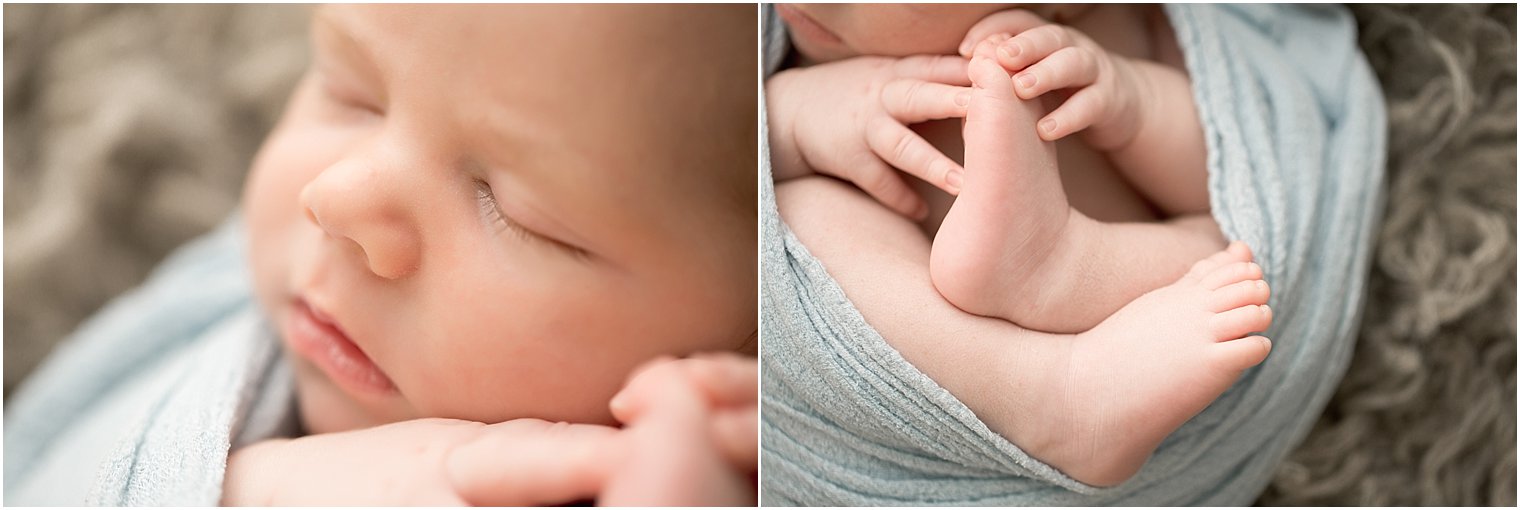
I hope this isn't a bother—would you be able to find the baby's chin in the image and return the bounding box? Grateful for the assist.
[288,354,410,434]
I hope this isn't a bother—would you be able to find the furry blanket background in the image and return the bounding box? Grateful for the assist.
[3,4,1513,505]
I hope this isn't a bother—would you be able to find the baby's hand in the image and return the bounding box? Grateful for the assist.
[767,55,972,218]
[222,417,617,506]
[958,10,1144,151]
[602,353,757,506]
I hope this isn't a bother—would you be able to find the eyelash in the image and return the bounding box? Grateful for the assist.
[473,180,589,260]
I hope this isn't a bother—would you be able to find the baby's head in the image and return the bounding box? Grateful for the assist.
[243,5,756,434]
[777,3,1086,64]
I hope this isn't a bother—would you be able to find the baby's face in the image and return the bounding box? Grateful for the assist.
[245,5,755,434]
[778,3,1023,64]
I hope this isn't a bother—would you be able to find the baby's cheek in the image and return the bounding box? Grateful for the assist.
[403,280,628,423]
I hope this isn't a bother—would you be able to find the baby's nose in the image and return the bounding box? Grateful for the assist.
[300,161,422,280]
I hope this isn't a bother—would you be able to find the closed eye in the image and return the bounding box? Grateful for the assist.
[317,72,384,117]
[473,180,590,260]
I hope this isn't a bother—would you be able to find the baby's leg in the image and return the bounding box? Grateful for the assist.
[777,177,1272,487]
[930,52,1224,334]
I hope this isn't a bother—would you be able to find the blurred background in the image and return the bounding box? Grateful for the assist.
[4,4,307,389]
[3,3,1515,506]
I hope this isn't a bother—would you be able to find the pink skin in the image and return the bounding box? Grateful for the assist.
[244,5,755,438]
[930,41,1223,334]
[774,4,1270,486]
[231,4,759,505]
[777,175,1272,487]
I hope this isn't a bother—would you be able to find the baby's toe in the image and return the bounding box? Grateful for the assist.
[1183,242,1253,283]
[968,56,1016,100]
[984,33,1013,46]
[1209,304,1272,340]
[1227,241,1254,262]
[1210,335,1272,371]
[1200,261,1263,290]
[1210,279,1271,312]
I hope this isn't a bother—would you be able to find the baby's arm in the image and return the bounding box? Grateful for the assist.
[960,10,1210,215]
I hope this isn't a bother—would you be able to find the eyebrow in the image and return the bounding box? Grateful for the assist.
[311,11,385,86]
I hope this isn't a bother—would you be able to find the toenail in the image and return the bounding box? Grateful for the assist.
[955,90,970,106]
[1016,73,1036,89]
[1255,280,1265,291]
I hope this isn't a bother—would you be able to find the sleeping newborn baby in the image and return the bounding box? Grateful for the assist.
[7,5,757,505]
[768,3,1274,486]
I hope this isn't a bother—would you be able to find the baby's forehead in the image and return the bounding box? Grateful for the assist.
[458,6,753,200]
[314,4,754,220]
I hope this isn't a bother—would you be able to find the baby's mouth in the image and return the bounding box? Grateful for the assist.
[285,297,398,396]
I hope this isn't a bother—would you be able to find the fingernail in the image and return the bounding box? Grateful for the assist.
[999,42,1020,60]
[946,169,964,192]
[1016,72,1036,89]
[1038,118,1057,135]
[954,91,970,107]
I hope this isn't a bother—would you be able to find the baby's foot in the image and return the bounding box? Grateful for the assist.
[929,43,1078,327]
[987,242,1274,486]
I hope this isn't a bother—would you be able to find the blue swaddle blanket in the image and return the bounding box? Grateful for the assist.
[4,217,298,505]
[760,4,1386,506]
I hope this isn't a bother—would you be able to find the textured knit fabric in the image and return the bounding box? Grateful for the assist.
[4,217,298,505]
[760,4,1387,505]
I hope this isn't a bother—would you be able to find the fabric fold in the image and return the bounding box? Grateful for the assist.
[760,4,1386,505]
[5,217,298,506]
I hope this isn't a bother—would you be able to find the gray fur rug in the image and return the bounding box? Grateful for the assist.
[2,4,1514,506]
[1258,5,1516,506]
[3,4,308,391]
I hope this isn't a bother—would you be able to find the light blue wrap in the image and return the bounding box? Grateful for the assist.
[760,4,1387,505]
[4,218,298,505]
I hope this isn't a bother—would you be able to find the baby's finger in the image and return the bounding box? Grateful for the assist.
[996,24,1076,74]
[600,370,753,506]
[711,405,759,469]
[866,117,964,196]
[610,356,685,424]
[1038,85,1108,141]
[683,353,758,409]
[840,149,929,219]
[957,9,1047,57]
[612,354,756,424]
[1011,46,1100,100]
[881,79,972,124]
[446,419,619,506]
[890,54,972,85]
